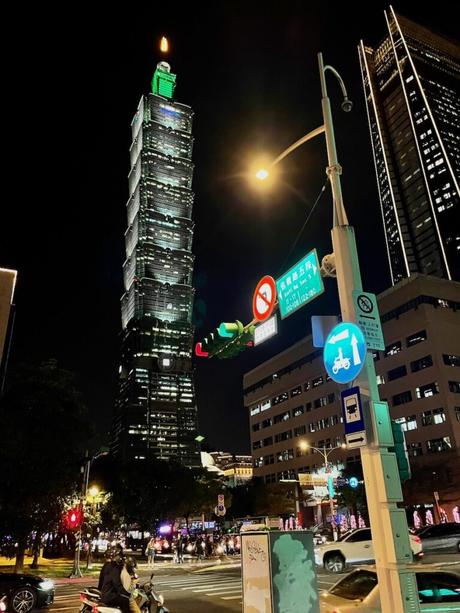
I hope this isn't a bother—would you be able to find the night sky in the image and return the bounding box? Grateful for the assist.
[3,2,458,453]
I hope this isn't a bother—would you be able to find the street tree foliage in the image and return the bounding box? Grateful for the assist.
[335,462,368,521]
[0,360,91,571]
[228,478,295,518]
[106,458,224,531]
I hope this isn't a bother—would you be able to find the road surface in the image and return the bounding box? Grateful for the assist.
[49,555,460,613]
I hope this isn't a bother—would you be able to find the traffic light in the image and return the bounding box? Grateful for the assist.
[65,507,83,530]
[196,321,254,359]
[390,420,411,482]
[216,324,255,359]
[218,321,243,339]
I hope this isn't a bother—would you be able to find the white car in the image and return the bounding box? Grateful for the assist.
[320,566,460,612]
[315,528,423,573]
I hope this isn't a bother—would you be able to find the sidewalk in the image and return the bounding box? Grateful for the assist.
[137,554,241,573]
[0,555,102,579]
[0,554,241,581]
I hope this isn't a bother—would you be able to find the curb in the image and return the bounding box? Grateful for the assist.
[54,577,97,585]
[193,562,241,573]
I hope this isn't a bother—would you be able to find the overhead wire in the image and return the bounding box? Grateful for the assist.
[277,178,330,277]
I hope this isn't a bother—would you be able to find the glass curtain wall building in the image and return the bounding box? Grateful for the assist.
[111,61,200,467]
[358,7,460,285]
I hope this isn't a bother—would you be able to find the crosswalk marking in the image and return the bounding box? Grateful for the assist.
[156,573,242,602]
[193,584,240,592]
[190,586,241,593]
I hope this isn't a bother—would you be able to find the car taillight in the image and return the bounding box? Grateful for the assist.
[0,603,6,612]
[413,536,421,544]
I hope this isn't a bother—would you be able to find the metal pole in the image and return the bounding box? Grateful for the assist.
[318,52,420,613]
[294,483,300,516]
[69,455,90,578]
[323,448,338,541]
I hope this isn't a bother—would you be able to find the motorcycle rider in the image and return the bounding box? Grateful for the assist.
[98,545,123,590]
[99,546,130,613]
[121,556,141,613]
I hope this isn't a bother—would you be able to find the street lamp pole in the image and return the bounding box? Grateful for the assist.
[255,53,419,613]
[69,454,89,578]
[69,449,108,578]
[319,52,419,613]
[305,443,343,540]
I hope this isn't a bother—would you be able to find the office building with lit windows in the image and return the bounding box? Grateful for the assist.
[111,61,200,466]
[358,8,460,284]
[245,275,460,519]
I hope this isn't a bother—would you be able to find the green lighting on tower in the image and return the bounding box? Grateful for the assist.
[152,61,177,99]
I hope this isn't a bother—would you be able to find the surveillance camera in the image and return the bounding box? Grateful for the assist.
[321,253,336,278]
[341,98,353,113]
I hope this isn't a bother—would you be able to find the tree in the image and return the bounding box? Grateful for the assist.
[335,463,368,523]
[108,459,225,532]
[170,466,225,532]
[0,361,91,571]
[228,479,295,519]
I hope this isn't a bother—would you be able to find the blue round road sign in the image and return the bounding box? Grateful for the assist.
[349,477,359,489]
[323,322,366,384]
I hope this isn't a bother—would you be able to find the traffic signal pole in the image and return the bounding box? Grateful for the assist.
[319,53,420,613]
[69,455,89,578]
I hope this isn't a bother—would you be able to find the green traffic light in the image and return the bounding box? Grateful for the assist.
[218,323,235,338]
[218,321,244,338]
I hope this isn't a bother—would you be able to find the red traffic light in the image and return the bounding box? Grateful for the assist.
[195,342,208,357]
[66,507,83,530]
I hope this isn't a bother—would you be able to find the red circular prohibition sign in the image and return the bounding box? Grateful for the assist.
[252,275,277,322]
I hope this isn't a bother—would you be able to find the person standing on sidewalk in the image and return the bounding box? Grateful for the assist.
[145,537,156,568]
[175,536,184,564]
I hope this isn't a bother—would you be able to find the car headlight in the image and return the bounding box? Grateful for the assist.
[39,580,54,591]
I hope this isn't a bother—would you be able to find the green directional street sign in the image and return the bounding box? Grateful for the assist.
[276,249,324,319]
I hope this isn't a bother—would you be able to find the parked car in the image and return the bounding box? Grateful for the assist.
[416,522,460,553]
[320,566,460,612]
[0,573,54,613]
[314,527,423,573]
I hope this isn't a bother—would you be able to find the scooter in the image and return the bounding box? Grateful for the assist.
[79,587,102,613]
[79,575,168,613]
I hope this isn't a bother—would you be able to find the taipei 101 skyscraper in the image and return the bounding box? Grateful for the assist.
[111,39,200,467]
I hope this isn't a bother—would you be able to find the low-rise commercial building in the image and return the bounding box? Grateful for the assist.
[244,274,460,521]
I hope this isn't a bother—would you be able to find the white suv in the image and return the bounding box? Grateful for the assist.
[315,528,423,573]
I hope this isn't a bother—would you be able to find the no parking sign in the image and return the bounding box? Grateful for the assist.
[252,275,277,322]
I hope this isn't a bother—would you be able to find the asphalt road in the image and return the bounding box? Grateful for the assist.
[49,555,460,613]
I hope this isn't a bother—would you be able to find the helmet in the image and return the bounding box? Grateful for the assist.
[125,556,137,575]
[106,544,124,564]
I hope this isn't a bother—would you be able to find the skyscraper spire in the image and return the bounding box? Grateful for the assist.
[152,36,176,99]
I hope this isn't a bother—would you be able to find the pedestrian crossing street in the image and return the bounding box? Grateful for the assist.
[156,572,243,602]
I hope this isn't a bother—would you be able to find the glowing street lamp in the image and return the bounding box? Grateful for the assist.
[88,485,99,499]
[255,168,269,181]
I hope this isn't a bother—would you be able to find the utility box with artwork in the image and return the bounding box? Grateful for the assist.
[241,530,319,613]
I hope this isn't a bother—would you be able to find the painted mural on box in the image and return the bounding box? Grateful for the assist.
[271,532,319,613]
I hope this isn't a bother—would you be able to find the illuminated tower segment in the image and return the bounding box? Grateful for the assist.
[112,59,199,466]
[359,8,460,284]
